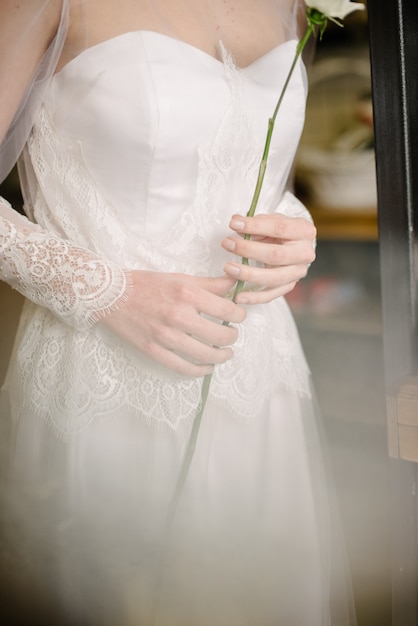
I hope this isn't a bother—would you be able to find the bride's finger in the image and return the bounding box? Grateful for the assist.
[223,260,309,288]
[234,282,298,305]
[222,235,315,267]
[153,326,235,365]
[177,314,239,348]
[145,342,216,377]
[229,213,316,241]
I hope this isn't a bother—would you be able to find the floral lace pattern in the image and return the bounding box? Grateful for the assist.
[0,199,129,330]
[2,42,311,438]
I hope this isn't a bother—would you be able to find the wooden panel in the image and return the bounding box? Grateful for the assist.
[399,426,418,464]
[388,376,418,461]
[398,377,418,427]
[308,206,378,241]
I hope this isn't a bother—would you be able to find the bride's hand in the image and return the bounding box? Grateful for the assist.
[221,213,316,304]
[100,271,246,376]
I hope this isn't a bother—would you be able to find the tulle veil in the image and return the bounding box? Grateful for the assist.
[0,2,356,625]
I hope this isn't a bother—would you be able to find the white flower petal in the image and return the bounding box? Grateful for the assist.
[305,0,365,19]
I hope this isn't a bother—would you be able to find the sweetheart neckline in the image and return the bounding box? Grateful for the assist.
[54,30,298,79]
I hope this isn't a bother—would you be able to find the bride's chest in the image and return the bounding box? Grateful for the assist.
[36,31,305,239]
[47,31,304,158]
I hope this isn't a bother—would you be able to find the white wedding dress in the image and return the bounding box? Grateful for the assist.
[0,31,353,626]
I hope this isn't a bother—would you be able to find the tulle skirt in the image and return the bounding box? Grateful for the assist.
[0,378,355,625]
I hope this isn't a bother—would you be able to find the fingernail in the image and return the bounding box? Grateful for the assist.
[222,238,237,252]
[236,295,248,304]
[230,218,245,231]
[224,262,240,276]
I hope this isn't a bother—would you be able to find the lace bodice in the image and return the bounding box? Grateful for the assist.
[1,32,311,436]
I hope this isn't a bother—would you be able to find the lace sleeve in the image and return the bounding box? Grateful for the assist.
[0,197,130,330]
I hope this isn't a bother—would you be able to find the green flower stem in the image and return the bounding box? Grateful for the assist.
[167,17,319,526]
[230,21,315,305]
[166,372,213,522]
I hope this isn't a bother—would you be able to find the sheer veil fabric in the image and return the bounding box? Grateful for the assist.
[0,0,301,180]
[0,0,67,182]
[0,1,356,624]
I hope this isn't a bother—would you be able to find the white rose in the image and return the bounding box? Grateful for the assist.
[305,0,365,19]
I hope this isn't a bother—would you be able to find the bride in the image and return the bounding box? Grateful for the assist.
[0,1,354,624]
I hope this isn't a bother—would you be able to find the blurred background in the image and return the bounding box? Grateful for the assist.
[291,6,391,626]
[0,5,392,625]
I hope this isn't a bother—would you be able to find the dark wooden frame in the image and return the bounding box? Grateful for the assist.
[368,0,418,623]
[368,0,418,383]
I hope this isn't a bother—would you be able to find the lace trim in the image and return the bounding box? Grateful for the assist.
[3,53,311,437]
[4,299,310,438]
